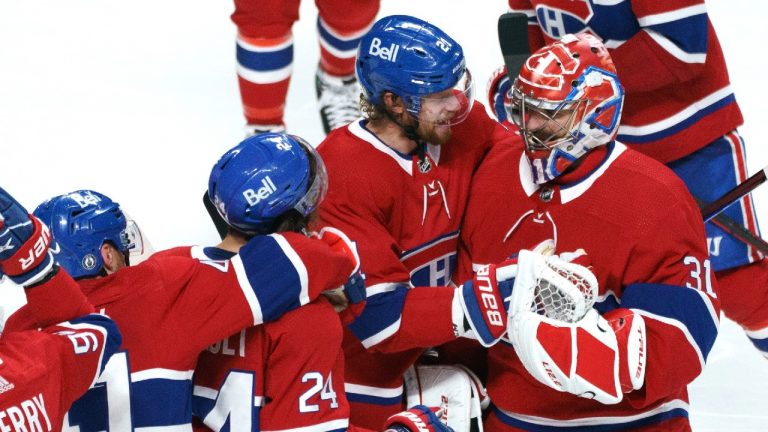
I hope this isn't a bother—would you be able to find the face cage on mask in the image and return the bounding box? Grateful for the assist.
[509,88,587,153]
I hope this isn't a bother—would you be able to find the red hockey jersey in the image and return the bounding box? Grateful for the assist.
[0,270,121,432]
[508,0,743,163]
[317,101,515,426]
[457,141,720,431]
[14,233,354,432]
[163,245,353,432]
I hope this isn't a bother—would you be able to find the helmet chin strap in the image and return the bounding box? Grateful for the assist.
[383,106,427,163]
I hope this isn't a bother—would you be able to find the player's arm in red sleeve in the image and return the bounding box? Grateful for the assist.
[18,267,94,329]
[609,0,709,92]
[510,186,719,406]
[618,193,720,407]
[318,186,459,353]
[0,313,121,429]
[151,233,356,353]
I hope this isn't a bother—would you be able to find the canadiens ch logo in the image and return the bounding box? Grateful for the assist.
[534,0,594,39]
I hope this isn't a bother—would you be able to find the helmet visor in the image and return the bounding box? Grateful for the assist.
[292,139,329,217]
[120,212,154,265]
[416,68,475,127]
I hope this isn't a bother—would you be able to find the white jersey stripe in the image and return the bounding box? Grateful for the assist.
[272,234,310,306]
[132,368,194,382]
[345,382,404,398]
[637,5,707,27]
[263,418,349,432]
[618,86,733,136]
[361,318,401,349]
[232,254,265,325]
[237,63,293,85]
[497,398,689,427]
[645,30,706,63]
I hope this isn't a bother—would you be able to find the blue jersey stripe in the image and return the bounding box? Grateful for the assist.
[238,236,303,322]
[132,378,194,428]
[236,43,293,72]
[621,283,718,358]
[646,15,708,55]
[618,94,736,144]
[491,403,688,431]
[68,314,122,374]
[316,18,364,52]
[348,285,408,342]
[345,391,403,406]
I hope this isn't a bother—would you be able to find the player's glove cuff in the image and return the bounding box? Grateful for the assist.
[385,405,453,432]
[0,216,56,287]
[457,259,517,346]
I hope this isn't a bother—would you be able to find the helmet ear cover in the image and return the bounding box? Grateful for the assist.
[510,33,624,184]
[207,132,327,235]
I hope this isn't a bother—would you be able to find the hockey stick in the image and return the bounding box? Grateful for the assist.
[498,12,530,82]
[701,166,767,222]
[203,191,228,240]
[695,198,768,254]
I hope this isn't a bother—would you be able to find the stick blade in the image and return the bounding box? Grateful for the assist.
[498,12,531,81]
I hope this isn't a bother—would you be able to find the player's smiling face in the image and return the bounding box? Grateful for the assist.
[415,89,461,144]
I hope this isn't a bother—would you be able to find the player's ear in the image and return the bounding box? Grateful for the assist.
[100,243,126,274]
[383,92,405,115]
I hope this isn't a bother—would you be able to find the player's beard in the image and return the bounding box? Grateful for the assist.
[417,120,453,145]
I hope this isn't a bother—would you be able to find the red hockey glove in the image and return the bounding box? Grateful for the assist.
[313,227,366,304]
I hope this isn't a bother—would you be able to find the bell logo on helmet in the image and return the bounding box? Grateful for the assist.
[368,37,399,62]
[70,191,102,209]
[243,176,278,206]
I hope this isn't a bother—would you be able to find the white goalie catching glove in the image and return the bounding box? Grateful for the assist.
[510,305,647,405]
[456,242,598,346]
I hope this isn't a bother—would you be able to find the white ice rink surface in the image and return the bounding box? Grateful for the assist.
[0,1,767,430]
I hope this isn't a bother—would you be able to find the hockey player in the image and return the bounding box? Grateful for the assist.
[0,186,122,431]
[232,0,379,135]
[158,132,363,431]
[462,33,720,430]
[163,132,455,432]
[316,14,522,428]
[490,0,768,356]
[5,184,358,431]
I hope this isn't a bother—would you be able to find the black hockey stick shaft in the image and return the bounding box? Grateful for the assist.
[203,191,228,240]
[498,12,530,82]
[701,166,767,222]
[695,198,768,254]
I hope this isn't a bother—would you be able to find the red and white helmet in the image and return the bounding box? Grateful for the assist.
[509,33,624,184]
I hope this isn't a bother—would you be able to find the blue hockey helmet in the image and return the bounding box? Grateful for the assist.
[356,15,475,125]
[207,132,328,234]
[33,190,139,278]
